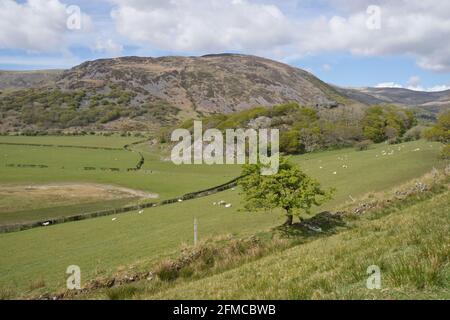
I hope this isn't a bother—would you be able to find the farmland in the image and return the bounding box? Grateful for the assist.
[0,135,240,225]
[0,137,445,297]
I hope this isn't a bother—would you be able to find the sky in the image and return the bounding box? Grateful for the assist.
[1,0,450,91]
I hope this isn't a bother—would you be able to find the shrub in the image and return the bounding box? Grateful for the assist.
[404,126,426,141]
[355,140,373,151]
[388,137,402,145]
[441,145,450,159]
[106,285,138,300]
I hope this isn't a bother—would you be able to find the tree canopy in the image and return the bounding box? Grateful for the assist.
[239,156,334,225]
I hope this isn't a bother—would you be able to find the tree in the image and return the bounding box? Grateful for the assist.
[424,111,450,159]
[280,130,305,154]
[424,110,450,144]
[238,157,334,226]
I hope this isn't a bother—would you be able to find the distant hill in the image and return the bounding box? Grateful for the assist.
[0,70,62,90]
[336,86,450,119]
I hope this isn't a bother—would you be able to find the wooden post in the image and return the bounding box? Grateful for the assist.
[194,218,198,246]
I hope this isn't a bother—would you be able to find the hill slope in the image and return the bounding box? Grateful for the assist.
[0,54,352,132]
[57,54,350,114]
[0,70,62,90]
[337,86,450,119]
[145,188,449,300]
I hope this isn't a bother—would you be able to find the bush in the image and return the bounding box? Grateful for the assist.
[404,126,426,142]
[355,140,373,151]
[441,145,450,159]
[388,137,402,145]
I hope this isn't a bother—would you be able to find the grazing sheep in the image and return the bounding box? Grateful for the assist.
[178,199,183,202]
[138,210,144,214]
[42,222,50,226]
[225,204,232,208]
[112,218,117,221]
[333,172,337,175]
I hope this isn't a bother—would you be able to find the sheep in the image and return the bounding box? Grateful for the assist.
[225,204,232,208]
[112,218,117,221]
[178,199,183,202]
[333,172,337,175]
[42,222,50,226]
[138,210,144,214]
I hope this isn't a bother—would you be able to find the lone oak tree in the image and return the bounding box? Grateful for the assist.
[239,157,334,226]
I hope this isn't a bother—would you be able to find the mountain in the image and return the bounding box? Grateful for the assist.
[0,70,62,90]
[56,54,350,114]
[0,54,448,132]
[337,86,450,119]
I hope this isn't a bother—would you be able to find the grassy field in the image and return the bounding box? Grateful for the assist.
[0,135,143,148]
[0,136,240,224]
[141,189,449,300]
[0,139,445,296]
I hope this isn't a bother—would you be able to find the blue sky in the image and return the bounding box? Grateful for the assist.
[1,0,450,91]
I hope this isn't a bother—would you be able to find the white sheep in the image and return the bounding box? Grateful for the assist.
[112,218,117,221]
[42,222,50,226]
[225,204,232,208]
[138,210,144,214]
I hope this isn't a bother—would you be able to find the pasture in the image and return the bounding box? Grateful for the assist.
[0,138,445,296]
[0,135,240,225]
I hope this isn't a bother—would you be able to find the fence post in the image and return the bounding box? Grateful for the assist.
[194,218,198,246]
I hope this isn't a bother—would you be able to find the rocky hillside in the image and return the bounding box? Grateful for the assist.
[56,54,349,113]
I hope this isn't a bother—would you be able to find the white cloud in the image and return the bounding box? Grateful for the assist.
[111,0,294,53]
[0,0,91,53]
[375,82,403,89]
[110,0,450,72]
[322,64,332,71]
[376,76,450,92]
[93,38,123,57]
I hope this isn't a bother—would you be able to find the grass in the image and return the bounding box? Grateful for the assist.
[0,136,240,224]
[138,189,450,299]
[0,135,143,149]
[0,139,445,297]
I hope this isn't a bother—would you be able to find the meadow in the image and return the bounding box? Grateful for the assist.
[142,188,450,300]
[0,138,445,297]
[0,135,240,224]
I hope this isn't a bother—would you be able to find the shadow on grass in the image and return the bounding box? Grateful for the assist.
[275,211,348,240]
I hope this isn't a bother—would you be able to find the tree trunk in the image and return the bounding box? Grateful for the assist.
[283,214,293,226]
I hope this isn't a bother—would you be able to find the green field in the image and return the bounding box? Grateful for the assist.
[0,135,143,149]
[0,136,240,224]
[0,139,445,296]
[144,189,450,300]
